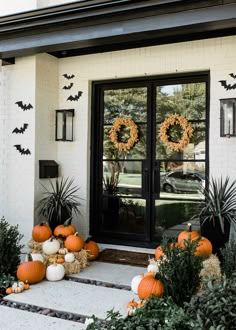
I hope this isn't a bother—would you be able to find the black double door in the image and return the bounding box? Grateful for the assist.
[90,73,208,247]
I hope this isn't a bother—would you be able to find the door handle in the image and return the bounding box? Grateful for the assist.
[142,163,149,198]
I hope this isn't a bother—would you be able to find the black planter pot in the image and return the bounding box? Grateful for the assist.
[200,219,230,258]
[49,207,72,232]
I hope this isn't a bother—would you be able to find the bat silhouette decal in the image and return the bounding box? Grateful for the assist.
[14,144,31,155]
[63,74,75,80]
[229,73,236,79]
[219,80,236,91]
[67,91,83,101]
[12,123,29,134]
[15,101,33,111]
[63,83,74,90]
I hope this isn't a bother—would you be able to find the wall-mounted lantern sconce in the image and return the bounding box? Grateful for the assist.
[220,98,236,138]
[55,109,74,141]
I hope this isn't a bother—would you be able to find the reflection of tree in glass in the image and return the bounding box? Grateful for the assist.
[156,83,206,164]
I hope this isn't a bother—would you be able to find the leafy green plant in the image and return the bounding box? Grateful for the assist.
[103,174,119,195]
[158,238,203,306]
[185,274,236,329]
[0,274,15,294]
[86,296,198,330]
[0,217,24,278]
[197,176,236,234]
[36,177,81,230]
[220,240,236,278]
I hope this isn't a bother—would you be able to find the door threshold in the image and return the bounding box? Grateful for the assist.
[99,243,154,255]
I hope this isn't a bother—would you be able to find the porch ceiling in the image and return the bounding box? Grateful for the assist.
[0,0,236,60]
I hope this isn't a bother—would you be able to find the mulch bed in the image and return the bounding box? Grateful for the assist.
[97,249,154,267]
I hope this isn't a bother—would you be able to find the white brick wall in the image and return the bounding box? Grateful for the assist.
[1,35,236,244]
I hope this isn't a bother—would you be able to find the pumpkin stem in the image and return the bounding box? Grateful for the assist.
[74,232,79,236]
[187,223,192,232]
[27,253,33,262]
[39,222,47,226]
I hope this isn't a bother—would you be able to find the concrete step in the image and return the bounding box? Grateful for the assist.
[0,305,84,330]
[3,262,146,329]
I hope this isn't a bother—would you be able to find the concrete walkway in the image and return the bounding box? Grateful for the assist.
[1,247,150,330]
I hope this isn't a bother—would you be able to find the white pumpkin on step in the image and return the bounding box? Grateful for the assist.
[131,274,144,294]
[42,238,60,255]
[46,263,65,281]
[64,253,75,263]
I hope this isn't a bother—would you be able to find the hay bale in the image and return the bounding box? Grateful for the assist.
[63,260,81,275]
[200,254,221,280]
[74,249,89,269]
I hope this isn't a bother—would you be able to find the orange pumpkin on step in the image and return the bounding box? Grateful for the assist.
[154,246,164,260]
[194,237,212,258]
[138,275,164,300]
[84,238,99,260]
[177,223,199,244]
[32,222,52,242]
[65,232,84,252]
[17,254,46,284]
[54,219,76,238]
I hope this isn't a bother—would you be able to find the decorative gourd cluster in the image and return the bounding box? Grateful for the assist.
[6,221,100,293]
[128,223,218,315]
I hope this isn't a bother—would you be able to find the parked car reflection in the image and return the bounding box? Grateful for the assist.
[160,170,205,194]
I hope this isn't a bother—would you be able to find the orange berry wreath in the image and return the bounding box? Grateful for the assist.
[109,117,139,152]
[159,114,193,152]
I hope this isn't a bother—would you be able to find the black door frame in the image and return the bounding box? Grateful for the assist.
[90,71,210,248]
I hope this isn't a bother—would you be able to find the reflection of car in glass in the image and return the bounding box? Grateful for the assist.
[161,170,205,193]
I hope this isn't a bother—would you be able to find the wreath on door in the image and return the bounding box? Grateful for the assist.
[109,117,139,152]
[159,114,193,152]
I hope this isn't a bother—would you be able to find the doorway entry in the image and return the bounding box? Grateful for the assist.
[90,73,209,247]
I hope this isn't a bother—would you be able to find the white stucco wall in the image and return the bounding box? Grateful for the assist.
[0,1,37,16]
[1,35,236,245]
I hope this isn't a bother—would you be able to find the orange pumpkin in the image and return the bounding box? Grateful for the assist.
[84,238,99,260]
[64,232,85,252]
[24,281,30,290]
[177,223,199,244]
[32,223,52,242]
[56,257,65,264]
[138,275,164,300]
[194,237,212,258]
[54,219,76,238]
[154,246,164,260]
[17,254,46,284]
[5,287,12,294]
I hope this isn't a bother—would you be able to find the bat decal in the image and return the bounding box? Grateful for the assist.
[15,101,33,111]
[63,74,75,80]
[67,91,83,101]
[229,73,236,79]
[14,144,31,155]
[63,83,74,90]
[12,123,29,134]
[219,80,236,91]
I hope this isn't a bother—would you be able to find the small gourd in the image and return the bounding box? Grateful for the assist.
[42,237,60,255]
[5,287,12,295]
[46,263,65,281]
[56,257,65,264]
[58,248,68,255]
[64,253,75,263]
[11,282,24,293]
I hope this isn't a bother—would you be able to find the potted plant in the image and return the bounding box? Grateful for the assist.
[102,173,120,228]
[36,177,81,231]
[194,176,236,255]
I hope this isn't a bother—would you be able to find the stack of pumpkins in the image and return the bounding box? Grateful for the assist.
[16,222,99,286]
[129,224,214,312]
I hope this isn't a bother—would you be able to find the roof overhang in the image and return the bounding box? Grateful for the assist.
[1,0,236,60]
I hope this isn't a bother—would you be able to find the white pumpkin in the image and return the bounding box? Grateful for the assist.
[131,274,144,294]
[46,263,65,281]
[12,281,24,290]
[25,253,44,263]
[147,263,159,273]
[42,238,60,255]
[64,253,75,263]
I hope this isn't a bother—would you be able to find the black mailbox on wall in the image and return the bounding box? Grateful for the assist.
[39,160,59,179]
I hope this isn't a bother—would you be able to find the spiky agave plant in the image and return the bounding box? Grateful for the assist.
[36,177,81,230]
[198,176,236,233]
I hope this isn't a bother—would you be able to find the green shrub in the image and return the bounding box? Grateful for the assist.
[220,240,236,278]
[158,238,203,306]
[0,217,24,278]
[0,274,15,295]
[185,274,236,330]
[86,296,198,330]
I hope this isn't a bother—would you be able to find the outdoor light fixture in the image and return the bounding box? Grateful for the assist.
[220,98,236,138]
[55,109,74,141]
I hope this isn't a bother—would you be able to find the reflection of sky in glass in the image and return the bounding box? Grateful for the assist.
[161,85,182,96]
